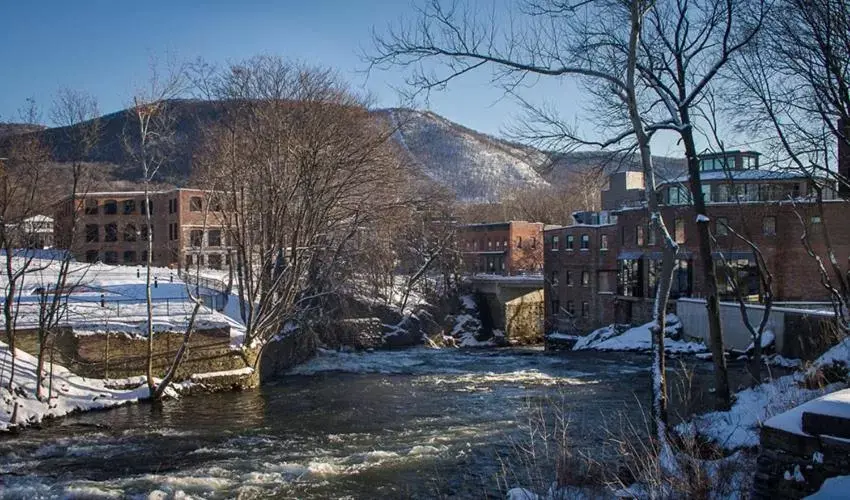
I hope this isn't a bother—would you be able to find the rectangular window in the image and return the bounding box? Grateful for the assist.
[123,250,137,264]
[84,199,98,215]
[617,258,644,297]
[701,184,711,204]
[581,271,590,287]
[762,216,776,236]
[811,216,822,224]
[551,235,560,251]
[580,234,589,250]
[581,301,589,318]
[140,199,153,216]
[190,230,203,247]
[104,200,117,215]
[208,254,223,270]
[208,229,222,247]
[716,217,729,236]
[85,224,99,243]
[636,225,644,246]
[551,299,560,316]
[566,271,573,286]
[123,199,136,215]
[717,258,759,299]
[566,301,575,315]
[674,218,685,244]
[550,271,559,287]
[104,223,117,242]
[103,251,117,264]
[185,254,193,268]
[566,235,574,250]
[600,234,608,251]
[190,196,203,212]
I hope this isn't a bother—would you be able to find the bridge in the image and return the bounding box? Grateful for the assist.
[467,274,544,343]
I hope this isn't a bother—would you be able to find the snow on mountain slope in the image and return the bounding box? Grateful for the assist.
[383,109,549,202]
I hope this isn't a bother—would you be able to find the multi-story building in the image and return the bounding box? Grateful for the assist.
[545,150,850,334]
[54,188,234,270]
[5,215,54,249]
[459,221,545,275]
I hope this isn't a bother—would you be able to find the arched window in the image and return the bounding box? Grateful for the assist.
[103,200,118,215]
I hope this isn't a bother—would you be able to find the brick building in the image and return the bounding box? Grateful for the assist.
[459,221,545,275]
[54,188,234,270]
[545,150,850,334]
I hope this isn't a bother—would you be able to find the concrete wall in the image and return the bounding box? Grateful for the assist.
[677,298,835,358]
[505,290,544,344]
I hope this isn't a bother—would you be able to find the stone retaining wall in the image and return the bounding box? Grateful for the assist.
[752,425,850,498]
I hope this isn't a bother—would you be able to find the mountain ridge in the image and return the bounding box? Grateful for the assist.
[1,100,685,201]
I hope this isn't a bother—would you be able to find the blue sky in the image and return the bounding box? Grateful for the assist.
[0,0,695,156]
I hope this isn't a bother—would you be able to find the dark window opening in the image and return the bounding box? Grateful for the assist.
[123,199,136,215]
[208,229,222,247]
[85,224,99,243]
[103,200,118,215]
[123,250,137,264]
[84,199,98,215]
[208,254,223,270]
[104,223,118,242]
[123,224,137,242]
[190,230,203,247]
[189,197,203,212]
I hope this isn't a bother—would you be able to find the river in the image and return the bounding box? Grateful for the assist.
[1,348,663,499]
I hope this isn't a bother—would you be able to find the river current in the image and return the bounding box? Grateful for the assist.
[0,348,653,499]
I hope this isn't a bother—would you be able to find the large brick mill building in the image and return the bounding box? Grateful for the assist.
[459,221,545,275]
[544,150,850,334]
[54,188,234,270]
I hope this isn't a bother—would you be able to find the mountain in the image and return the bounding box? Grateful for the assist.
[377,108,550,201]
[1,100,684,201]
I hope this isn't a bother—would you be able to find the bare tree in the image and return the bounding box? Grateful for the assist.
[0,100,52,392]
[371,0,681,448]
[28,89,104,400]
[191,56,411,363]
[728,0,850,335]
[122,61,196,397]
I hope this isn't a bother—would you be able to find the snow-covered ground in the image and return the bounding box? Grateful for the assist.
[676,374,845,450]
[0,257,253,431]
[0,256,245,338]
[0,341,150,431]
[678,335,850,451]
[572,315,707,354]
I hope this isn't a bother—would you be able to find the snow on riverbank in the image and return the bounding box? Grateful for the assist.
[676,374,844,450]
[572,315,706,354]
[677,338,850,450]
[0,341,148,432]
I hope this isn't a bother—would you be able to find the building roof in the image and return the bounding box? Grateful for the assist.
[659,169,814,185]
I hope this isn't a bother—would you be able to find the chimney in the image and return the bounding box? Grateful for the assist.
[839,117,850,197]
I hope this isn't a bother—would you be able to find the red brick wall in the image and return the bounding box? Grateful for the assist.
[543,200,850,334]
[459,221,543,275]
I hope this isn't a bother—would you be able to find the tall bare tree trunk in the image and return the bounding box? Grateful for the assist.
[680,119,731,409]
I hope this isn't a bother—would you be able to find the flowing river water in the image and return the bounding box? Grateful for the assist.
[1,348,676,499]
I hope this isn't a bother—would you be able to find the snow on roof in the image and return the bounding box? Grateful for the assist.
[659,169,816,185]
[764,388,850,437]
[23,215,53,223]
